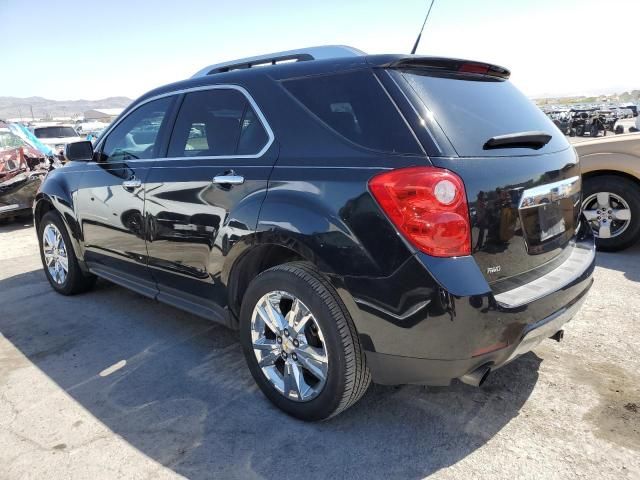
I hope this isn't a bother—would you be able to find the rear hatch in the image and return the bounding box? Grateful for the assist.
[386,60,581,289]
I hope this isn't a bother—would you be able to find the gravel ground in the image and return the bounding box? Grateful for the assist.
[0,219,638,480]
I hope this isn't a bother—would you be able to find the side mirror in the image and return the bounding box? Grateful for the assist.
[64,141,94,162]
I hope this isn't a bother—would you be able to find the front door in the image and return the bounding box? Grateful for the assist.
[76,96,175,297]
[144,87,275,322]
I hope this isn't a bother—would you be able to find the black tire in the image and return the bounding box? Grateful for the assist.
[38,210,96,295]
[589,124,599,137]
[583,176,640,251]
[569,128,576,137]
[240,262,370,421]
[576,125,585,136]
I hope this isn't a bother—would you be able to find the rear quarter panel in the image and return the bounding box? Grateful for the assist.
[575,134,640,180]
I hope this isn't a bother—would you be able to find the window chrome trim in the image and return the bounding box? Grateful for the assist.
[96,84,275,160]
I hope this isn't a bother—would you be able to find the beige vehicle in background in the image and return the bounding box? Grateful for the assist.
[576,133,640,251]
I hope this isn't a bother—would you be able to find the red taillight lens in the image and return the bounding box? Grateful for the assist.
[369,166,471,257]
[458,62,490,75]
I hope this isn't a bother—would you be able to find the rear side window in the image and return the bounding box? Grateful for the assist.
[283,70,421,154]
[168,89,269,157]
[398,70,570,157]
[34,126,78,139]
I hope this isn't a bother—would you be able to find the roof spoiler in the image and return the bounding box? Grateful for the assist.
[383,57,511,79]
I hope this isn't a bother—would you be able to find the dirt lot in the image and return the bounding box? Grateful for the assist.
[1,219,639,480]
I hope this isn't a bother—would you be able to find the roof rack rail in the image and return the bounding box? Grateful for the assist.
[191,45,366,78]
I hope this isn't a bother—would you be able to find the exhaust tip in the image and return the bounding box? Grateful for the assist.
[550,330,564,343]
[459,365,491,388]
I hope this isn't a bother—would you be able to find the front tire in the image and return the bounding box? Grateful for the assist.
[38,211,96,295]
[239,262,370,421]
[582,176,640,251]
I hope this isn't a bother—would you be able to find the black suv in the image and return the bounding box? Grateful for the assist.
[35,46,595,421]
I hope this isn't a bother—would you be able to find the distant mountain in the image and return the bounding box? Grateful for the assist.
[0,96,133,120]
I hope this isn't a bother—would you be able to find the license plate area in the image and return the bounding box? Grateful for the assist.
[539,202,566,241]
[518,176,581,254]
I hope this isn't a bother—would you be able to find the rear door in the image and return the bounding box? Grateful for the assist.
[386,66,581,289]
[76,96,175,296]
[144,86,275,322]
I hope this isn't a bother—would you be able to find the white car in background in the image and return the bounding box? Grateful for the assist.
[32,125,84,159]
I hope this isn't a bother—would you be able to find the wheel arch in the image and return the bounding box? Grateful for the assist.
[582,169,640,189]
[223,233,364,333]
[33,190,85,267]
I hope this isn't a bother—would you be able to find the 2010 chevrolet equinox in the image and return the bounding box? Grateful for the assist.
[35,46,595,420]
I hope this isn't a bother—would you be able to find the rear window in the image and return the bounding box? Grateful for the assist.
[34,126,78,139]
[283,70,421,154]
[398,71,570,157]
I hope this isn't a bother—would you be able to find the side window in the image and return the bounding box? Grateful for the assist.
[282,70,421,154]
[100,97,173,161]
[168,89,269,158]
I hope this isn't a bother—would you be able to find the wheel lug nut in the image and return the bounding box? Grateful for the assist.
[292,353,298,361]
[293,339,299,347]
[277,337,282,344]
[284,329,289,337]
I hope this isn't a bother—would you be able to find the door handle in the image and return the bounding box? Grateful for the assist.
[212,174,244,185]
[122,178,142,190]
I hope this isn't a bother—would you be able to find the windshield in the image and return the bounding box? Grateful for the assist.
[0,131,26,150]
[34,126,78,139]
[397,70,570,157]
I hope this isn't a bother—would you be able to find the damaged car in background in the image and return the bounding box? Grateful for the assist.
[0,124,51,220]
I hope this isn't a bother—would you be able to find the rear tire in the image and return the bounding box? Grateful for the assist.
[239,262,370,421]
[38,211,96,295]
[582,176,640,251]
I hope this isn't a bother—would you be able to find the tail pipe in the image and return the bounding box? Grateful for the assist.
[550,330,564,342]
[459,365,491,387]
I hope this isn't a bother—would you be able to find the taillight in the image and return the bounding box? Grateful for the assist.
[458,62,490,75]
[368,166,471,257]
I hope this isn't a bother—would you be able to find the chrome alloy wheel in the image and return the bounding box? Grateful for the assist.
[42,224,69,285]
[250,291,329,402]
[582,192,632,239]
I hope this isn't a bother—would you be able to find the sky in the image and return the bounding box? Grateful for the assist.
[1,0,638,100]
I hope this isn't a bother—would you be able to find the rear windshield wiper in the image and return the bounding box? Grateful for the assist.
[483,131,552,150]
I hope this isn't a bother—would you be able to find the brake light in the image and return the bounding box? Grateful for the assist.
[458,62,490,75]
[369,166,471,257]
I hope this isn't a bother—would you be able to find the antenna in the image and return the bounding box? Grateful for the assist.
[410,0,436,55]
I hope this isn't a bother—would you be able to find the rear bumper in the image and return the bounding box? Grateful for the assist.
[341,237,595,386]
[365,286,590,385]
